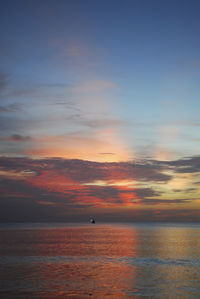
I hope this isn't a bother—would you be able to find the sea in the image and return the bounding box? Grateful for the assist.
[0,222,200,298]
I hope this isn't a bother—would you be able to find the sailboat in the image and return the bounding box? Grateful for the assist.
[90,218,95,224]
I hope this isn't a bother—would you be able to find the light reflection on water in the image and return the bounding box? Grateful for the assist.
[0,223,200,298]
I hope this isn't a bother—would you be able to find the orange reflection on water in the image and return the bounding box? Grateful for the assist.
[1,224,200,298]
[0,224,138,298]
[34,225,138,298]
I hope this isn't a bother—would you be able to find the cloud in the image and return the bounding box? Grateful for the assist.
[0,156,172,183]
[99,152,116,155]
[7,87,37,98]
[0,155,199,222]
[64,112,128,129]
[0,134,31,142]
[140,197,196,205]
[0,103,21,113]
[0,156,170,212]
[81,118,128,129]
[0,156,198,217]
[134,188,161,198]
[158,156,200,173]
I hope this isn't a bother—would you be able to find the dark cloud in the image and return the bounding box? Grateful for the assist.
[0,177,43,198]
[0,156,172,183]
[99,152,115,155]
[184,188,197,192]
[0,174,165,221]
[134,188,161,198]
[157,156,200,173]
[0,157,168,208]
[140,198,195,205]
[0,155,199,222]
[0,134,31,142]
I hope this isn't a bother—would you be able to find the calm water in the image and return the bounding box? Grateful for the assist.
[0,223,200,298]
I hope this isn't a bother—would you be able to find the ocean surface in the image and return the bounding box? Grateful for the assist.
[0,222,200,298]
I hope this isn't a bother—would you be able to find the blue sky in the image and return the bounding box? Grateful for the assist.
[1,0,200,161]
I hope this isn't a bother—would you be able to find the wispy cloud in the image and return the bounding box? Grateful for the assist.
[0,103,21,113]
[69,80,116,94]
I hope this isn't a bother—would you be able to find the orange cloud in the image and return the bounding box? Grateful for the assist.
[26,168,139,207]
[1,155,198,219]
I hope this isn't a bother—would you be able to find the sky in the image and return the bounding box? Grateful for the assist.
[0,0,200,222]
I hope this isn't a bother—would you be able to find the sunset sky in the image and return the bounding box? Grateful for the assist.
[0,0,200,222]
